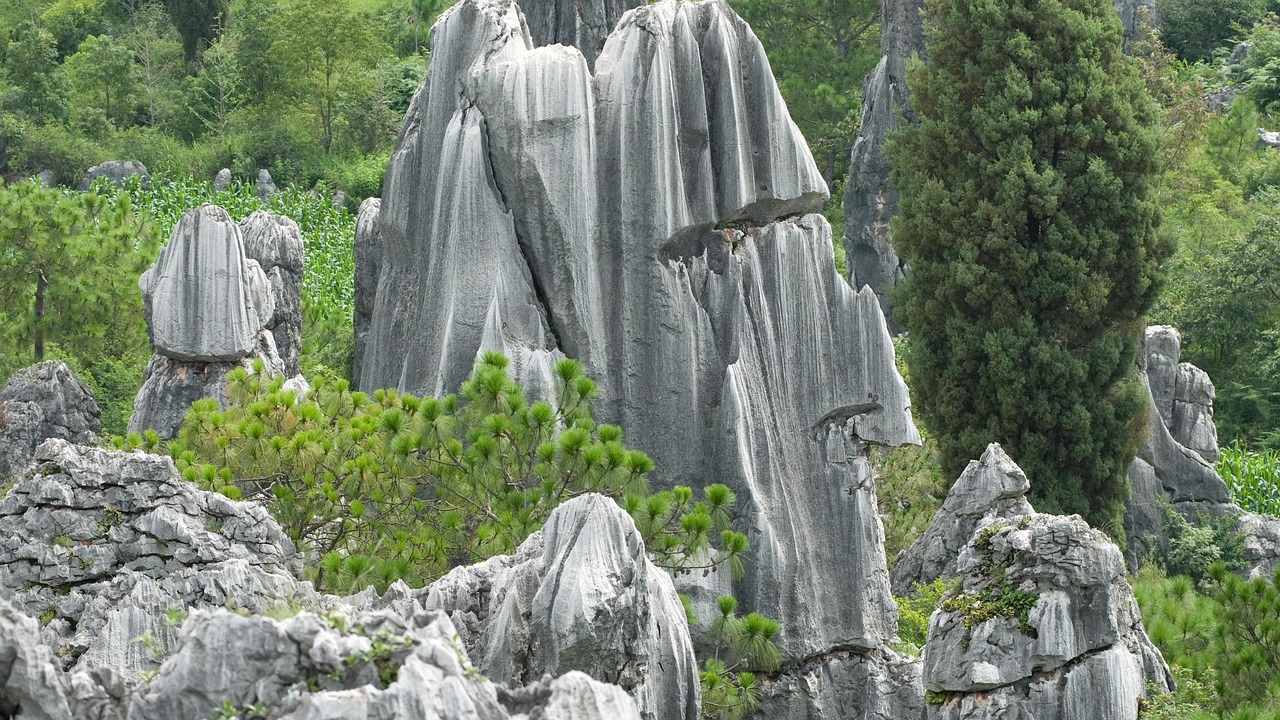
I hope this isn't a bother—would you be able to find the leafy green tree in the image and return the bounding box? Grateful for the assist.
[1156,0,1265,62]
[0,180,158,368]
[3,22,70,123]
[65,33,141,126]
[887,0,1167,534]
[40,0,107,56]
[128,0,184,128]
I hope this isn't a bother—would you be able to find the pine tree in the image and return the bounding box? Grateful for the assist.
[887,0,1168,534]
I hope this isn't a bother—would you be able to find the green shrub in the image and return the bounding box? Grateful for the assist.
[1155,502,1245,585]
[1219,441,1280,516]
[894,578,953,655]
[874,434,947,568]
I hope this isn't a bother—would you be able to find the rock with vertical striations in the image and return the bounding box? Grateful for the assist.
[1112,0,1157,43]
[890,444,1035,596]
[0,361,100,480]
[520,0,642,67]
[240,211,305,376]
[0,596,75,720]
[922,505,1171,719]
[352,198,382,389]
[358,6,920,696]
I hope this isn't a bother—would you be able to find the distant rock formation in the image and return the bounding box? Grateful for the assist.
[352,198,382,389]
[840,0,923,330]
[77,160,149,192]
[1113,0,1157,43]
[212,167,232,192]
[256,169,277,200]
[356,7,921,718]
[420,494,699,720]
[129,205,304,438]
[0,361,100,479]
[901,446,1171,719]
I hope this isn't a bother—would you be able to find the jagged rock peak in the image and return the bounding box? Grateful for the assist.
[923,509,1171,719]
[240,210,305,376]
[891,443,1034,595]
[0,360,100,479]
[360,2,919,697]
[0,439,317,678]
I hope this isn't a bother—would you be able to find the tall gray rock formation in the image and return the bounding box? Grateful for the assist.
[0,361,100,479]
[1124,326,1231,567]
[421,494,699,720]
[352,198,383,389]
[921,499,1171,718]
[1113,0,1157,43]
[890,444,1035,595]
[357,7,921,713]
[520,0,642,67]
[840,0,924,329]
[129,205,302,438]
[0,440,318,681]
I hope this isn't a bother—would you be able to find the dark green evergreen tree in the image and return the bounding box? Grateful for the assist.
[887,0,1168,534]
[163,0,227,67]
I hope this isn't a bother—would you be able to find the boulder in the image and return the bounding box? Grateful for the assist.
[1240,511,1280,580]
[212,168,232,192]
[130,205,298,438]
[256,169,277,200]
[922,510,1171,720]
[77,161,149,192]
[240,211,306,376]
[35,170,56,186]
[0,361,100,480]
[0,439,319,680]
[890,444,1034,595]
[128,607,642,720]
[357,0,920,681]
[422,494,700,720]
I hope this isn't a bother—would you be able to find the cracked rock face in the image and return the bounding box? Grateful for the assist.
[130,205,302,438]
[0,439,318,680]
[0,361,100,480]
[409,494,699,720]
[754,647,925,720]
[352,198,383,390]
[922,508,1170,720]
[891,444,1034,596]
[0,596,75,720]
[358,0,920,675]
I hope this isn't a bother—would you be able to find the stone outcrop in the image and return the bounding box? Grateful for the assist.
[0,439,319,680]
[212,168,232,192]
[0,596,75,720]
[256,169,277,200]
[358,6,920,704]
[240,210,305,376]
[520,0,642,67]
[922,510,1171,719]
[77,160,149,192]
[840,0,923,329]
[362,494,701,720]
[129,205,301,437]
[890,444,1034,596]
[1112,0,1156,43]
[352,198,382,389]
[754,648,924,720]
[0,361,100,479]
[1124,326,1231,567]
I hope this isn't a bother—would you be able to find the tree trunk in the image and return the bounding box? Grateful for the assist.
[34,271,46,361]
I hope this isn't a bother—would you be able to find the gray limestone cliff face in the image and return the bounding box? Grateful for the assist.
[1112,0,1157,43]
[130,205,301,438]
[352,198,383,389]
[840,0,923,328]
[922,510,1171,720]
[890,444,1034,596]
[1124,326,1231,567]
[0,440,318,681]
[520,0,642,67]
[358,2,920,694]
[413,494,700,720]
[0,361,100,479]
[0,596,75,720]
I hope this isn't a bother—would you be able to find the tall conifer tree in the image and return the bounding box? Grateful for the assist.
[887,0,1168,534]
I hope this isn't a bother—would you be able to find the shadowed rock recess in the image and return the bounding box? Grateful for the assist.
[356,0,921,714]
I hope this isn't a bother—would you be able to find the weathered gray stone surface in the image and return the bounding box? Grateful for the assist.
[128,607,642,720]
[0,596,74,720]
[0,361,100,479]
[212,168,232,192]
[1240,511,1280,580]
[35,169,56,186]
[1124,326,1231,567]
[359,0,920,674]
[891,444,1034,596]
[840,0,923,328]
[755,648,924,720]
[922,510,1171,719]
[352,198,382,390]
[240,211,305,376]
[0,440,318,680]
[420,494,699,720]
[520,0,641,67]
[77,161,149,192]
[256,169,277,200]
[130,205,299,437]
[1112,0,1156,42]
